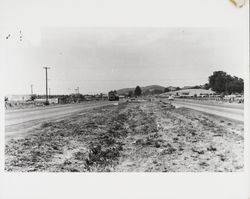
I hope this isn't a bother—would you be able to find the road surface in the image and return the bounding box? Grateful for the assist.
[171,100,244,122]
[5,99,244,139]
[5,101,118,138]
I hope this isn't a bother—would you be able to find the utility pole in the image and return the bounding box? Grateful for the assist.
[43,67,50,105]
[30,84,33,95]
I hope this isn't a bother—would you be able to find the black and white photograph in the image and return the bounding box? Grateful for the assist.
[0,0,249,199]
[3,27,245,172]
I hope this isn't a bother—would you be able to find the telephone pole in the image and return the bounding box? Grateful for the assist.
[74,87,79,94]
[30,84,33,95]
[43,67,50,105]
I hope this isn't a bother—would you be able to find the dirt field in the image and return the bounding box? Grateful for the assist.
[5,100,244,172]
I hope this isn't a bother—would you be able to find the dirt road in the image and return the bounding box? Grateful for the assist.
[5,101,117,138]
[5,100,244,172]
[170,100,244,122]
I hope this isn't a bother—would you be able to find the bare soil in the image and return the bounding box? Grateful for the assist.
[5,101,244,172]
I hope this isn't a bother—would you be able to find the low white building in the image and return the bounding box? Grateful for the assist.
[6,94,32,101]
[118,95,125,99]
[160,89,215,98]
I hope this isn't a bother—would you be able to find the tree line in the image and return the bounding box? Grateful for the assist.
[208,71,244,94]
[116,70,244,98]
[163,71,244,95]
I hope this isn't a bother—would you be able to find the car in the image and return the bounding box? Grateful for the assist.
[235,95,244,103]
[168,96,174,101]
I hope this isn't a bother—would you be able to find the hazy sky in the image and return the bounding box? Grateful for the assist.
[2,27,245,95]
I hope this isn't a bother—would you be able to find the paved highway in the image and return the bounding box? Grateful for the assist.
[171,100,244,122]
[5,101,117,138]
[5,99,244,139]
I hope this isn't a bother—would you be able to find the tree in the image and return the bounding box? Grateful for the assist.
[176,87,181,91]
[209,71,225,93]
[208,71,244,94]
[203,83,210,90]
[164,88,170,92]
[225,76,244,94]
[134,86,142,97]
[128,90,133,97]
[30,94,36,101]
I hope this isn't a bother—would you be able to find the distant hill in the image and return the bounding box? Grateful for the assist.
[165,86,178,91]
[116,87,134,95]
[181,86,193,90]
[117,85,166,96]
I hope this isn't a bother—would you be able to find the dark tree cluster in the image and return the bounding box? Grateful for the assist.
[134,86,142,97]
[203,83,210,90]
[208,71,244,94]
[191,85,202,89]
[127,90,133,97]
[164,88,170,92]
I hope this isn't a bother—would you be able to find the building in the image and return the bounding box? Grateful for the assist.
[118,95,125,99]
[6,94,32,101]
[84,95,95,101]
[160,89,216,98]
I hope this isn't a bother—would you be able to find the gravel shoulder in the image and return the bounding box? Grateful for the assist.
[5,101,244,172]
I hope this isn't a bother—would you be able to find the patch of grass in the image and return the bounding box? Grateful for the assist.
[41,121,53,128]
[84,144,121,171]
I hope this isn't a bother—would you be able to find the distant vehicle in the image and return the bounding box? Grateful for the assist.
[235,95,244,103]
[108,91,119,101]
[168,96,174,101]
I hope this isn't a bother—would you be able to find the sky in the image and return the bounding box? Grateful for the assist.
[1,27,246,95]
